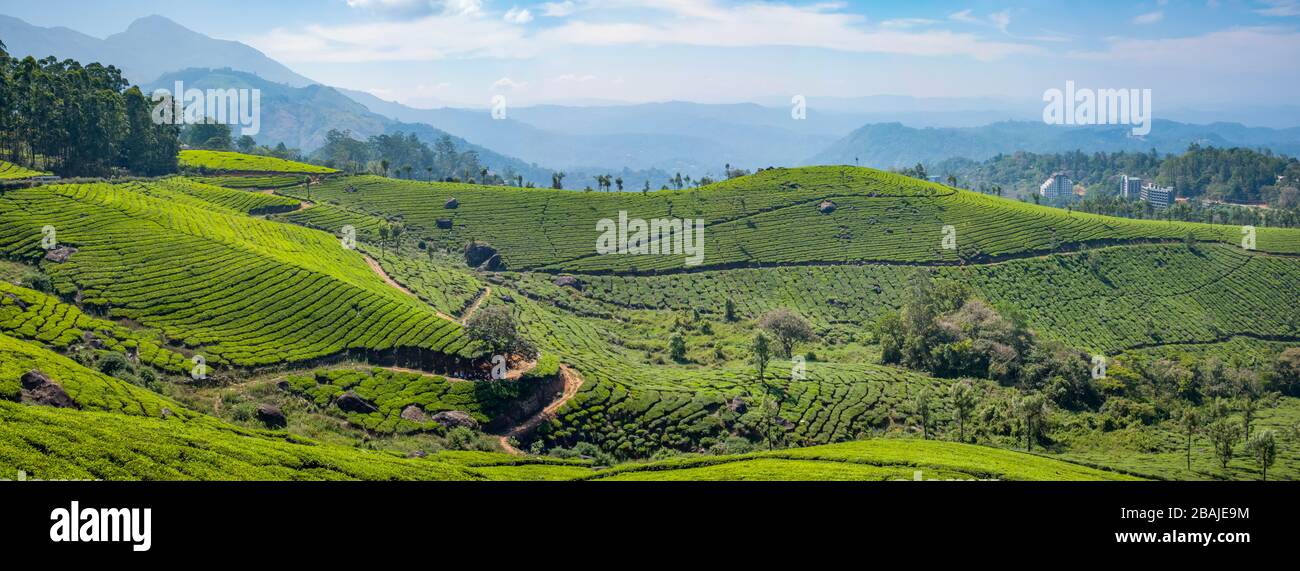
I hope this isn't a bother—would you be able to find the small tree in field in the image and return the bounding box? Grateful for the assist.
[949,381,977,443]
[1178,406,1201,471]
[669,333,687,362]
[1244,430,1277,481]
[465,305,536,360]
[914,388,933,439]
[756,309,815,358]
[1017,393,1048,452]
[751,332,771,382]
[1206,418,1241,476]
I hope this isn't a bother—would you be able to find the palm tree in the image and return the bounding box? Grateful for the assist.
[615,176,624,192]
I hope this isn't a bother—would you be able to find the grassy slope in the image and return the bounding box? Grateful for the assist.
[1,328,1114,481]
[0,160,50,180]
[0,180,471,368]
[179,150,337,174]
[283,167,1300,273]
[588,439,1140,481]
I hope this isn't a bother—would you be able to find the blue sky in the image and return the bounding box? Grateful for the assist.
[5,0,1300,108]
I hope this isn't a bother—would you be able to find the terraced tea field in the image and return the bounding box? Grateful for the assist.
[514,243,1300,354]
[0,160,49,180]
[179,150,337,174]
[282,167,1300,273]
[0,180,472,370]
[2,164,1297,481]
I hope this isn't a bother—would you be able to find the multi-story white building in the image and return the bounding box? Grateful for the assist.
[1139,183,1174,209]
[1039,172,1073,200]
[1121,175,1143,199]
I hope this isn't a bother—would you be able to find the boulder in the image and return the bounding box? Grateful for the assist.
[817,200,837,214]
[477,253,507,272]
[435,218,453,229]
[444,197,459,209]
[407,449,429,458]
[82,331,104,350]
[160,407,174,418]
[727,396,747,414]
[400,404,428,422]
[3,293,28,310]
[463,241,499,268]
[552,276,584,291]
[256,404,287,428]
[431,410,479,430]
[43,246,78,263]
[19,370,78,409]
[335,391,378,414]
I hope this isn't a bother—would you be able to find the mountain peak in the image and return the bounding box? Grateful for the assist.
[122,14,196,37]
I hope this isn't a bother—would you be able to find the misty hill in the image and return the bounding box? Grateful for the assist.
[810,120,1300,170]
[147,69,552,185]
[0,14,314,87]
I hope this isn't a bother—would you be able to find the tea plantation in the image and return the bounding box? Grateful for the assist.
[1,164,1296,480]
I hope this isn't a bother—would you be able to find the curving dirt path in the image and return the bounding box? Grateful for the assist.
[498,364,585,455]
[459,286,492,324]
[362,254,459,322]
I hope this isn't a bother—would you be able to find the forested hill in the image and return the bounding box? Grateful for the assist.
[932,145,1300,206]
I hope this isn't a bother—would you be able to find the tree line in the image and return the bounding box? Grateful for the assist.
[313,129,523,185]
[0,42,179,177]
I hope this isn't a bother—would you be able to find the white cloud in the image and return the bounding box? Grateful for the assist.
[989,10,1011,33]
[948,9,980,25]
[345,0,481,17]
[540,2,1037,61]
[492,77,527,90]
[1070,26,1300,72]
[878,18,939,29]
[253,0,1038,64]
[504,7,534,24]
[1133,11,1165,24]
[949,8,1012,33]
[541,1,578,17]
[250,11,531,62]
[1256,0,1300,16]
[554,73,597,82]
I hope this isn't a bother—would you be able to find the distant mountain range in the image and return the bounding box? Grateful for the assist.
[145,68,553,185]
[809,120,1300,170]
[5,13,1300,184]
[0,14,313,87]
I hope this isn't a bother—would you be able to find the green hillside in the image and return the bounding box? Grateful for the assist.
[586,439,1140,481]
[1,165,1295,481]
[0,160,50,180]
[0,180,472,369]
[282,167,1300,273]
[180,150,337,174]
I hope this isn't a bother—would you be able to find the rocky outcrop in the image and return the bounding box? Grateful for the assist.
[444,197,459,209]
[19,370,78,409]
[480,256,506,272]
[727,396,747,414]
[435,218,453,229]
[256,404,287,428]
[44,246,78,263]
[431,410,479,430]
[553,276,584,291]
[335,391,378,414]
[463,241,505,271]
[817,200,837,214]
[400,405,428,422]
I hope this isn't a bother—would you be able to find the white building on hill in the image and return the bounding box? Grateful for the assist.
[1139,183,1174,209]
[1040,172,1072,200]
[1121,175,1143,199]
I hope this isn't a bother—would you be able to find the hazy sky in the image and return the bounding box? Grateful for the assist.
[6,0,1300,108]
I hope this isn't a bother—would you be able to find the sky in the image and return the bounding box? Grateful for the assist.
[5,0,1300,109]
